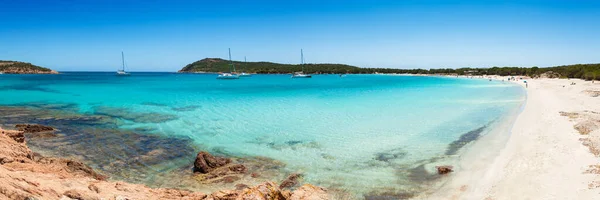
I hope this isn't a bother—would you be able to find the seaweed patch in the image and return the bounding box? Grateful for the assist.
[94,106,178,123]
[445,126,486,155]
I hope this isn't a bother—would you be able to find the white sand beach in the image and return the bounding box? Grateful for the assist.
[425,78,600,199]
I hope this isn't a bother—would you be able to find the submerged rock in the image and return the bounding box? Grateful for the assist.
[280,173,303,189]
[194,151,232,174]
[15,124,55,133]
[436,165,454,175]
[229,164,247,173]
[373,147,407,163]
[364,192,415,200]
[93,106,178,123]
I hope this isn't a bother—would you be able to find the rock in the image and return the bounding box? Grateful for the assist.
[210,190,239,200]
[289,184,329,200]
[574,120,599,135]
[15,124,55,133]
[229,164,247,173]
[238,182,287,200]
[436,165,454,174]
[63,189,98,200]
[2,129,25,143]
[251,173,260,178]
[115,196,130,200]
[36,157,107,180]
[0,130,35,163]
[280,173,303,189]
[88,184,100,193]
[222,176,241,183]
[235,184,250,190]
[194,151,232,174]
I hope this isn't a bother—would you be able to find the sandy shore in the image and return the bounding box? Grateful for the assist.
[425,78,600,199]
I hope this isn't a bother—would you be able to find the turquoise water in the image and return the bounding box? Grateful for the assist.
[0,73,525,198]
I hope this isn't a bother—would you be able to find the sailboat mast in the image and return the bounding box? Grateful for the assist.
[121,51,125,71]
[301,49,304,72]
[244,56,247,73]
[228,48,235,73]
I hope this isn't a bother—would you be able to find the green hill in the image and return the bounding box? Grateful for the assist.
[0,60,57,74]
[179,58,363,74]
[180,58,600,80]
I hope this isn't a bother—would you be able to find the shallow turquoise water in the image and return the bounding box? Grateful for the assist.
[0,73,525,197]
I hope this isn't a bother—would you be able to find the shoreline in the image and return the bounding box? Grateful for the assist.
[0,125,330,199]
[3,75,598,199]
[423,78,600,199]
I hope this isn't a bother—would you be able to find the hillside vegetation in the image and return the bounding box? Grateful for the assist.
[183,58,600,81]
[0,60,57,74]
[179,58,361,74]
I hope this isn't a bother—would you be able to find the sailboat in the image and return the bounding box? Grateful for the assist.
[116,51,130,76]
[217,48,240,79]
[291,49,312,78]
[239,56,252,77]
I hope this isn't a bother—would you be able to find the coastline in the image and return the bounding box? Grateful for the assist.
[2,74,599,199]
[0,125,330,200]
[423,78,600,199]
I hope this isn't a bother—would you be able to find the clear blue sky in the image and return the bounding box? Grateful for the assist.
[1,0,599,71]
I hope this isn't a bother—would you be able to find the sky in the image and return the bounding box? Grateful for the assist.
[1,0,599,71]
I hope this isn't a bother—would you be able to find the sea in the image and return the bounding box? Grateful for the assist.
[0,72,526,199]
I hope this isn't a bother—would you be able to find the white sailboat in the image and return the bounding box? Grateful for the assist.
[291,49,312,78]
[116,51,130,76]
[239,56,252,77]
[217,48,240,79]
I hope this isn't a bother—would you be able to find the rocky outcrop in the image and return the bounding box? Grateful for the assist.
[0,127,330,200]
[212,182,330,200]
[237,182,288,200]
[193,151,251,184]
[16,124,55,133]
[194,151,232,173]
[0,128,32,164]
[1,128,25,143]
[1,127,208,199]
